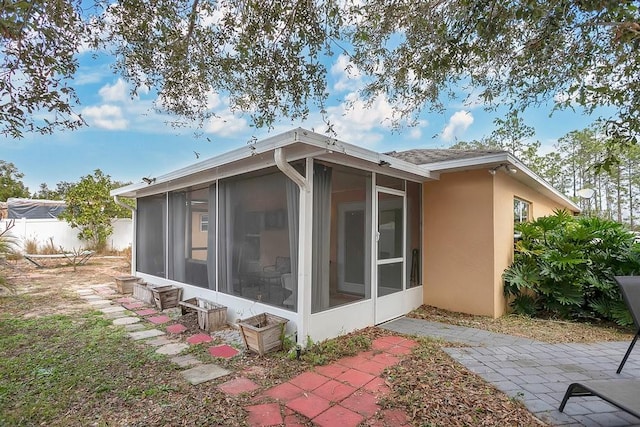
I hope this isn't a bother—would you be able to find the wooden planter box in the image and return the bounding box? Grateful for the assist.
[151,285,182,310]
[238,313,289,355]
[179,297,227,331]
[114,275,140,294]
[132,282,155,305]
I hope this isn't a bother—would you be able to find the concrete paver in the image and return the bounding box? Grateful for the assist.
[381,317,640,426]
[112,316,141,325]
[180,364,230,385]
[156,342,189,355]
[128,329,165,340]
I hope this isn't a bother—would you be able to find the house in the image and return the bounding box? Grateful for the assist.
[111,128,579,343]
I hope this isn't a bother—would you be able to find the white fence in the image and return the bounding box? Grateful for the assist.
[1,218,133,252]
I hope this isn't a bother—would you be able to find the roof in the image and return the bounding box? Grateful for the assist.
[386,149,507,165]
[111,128,579,212]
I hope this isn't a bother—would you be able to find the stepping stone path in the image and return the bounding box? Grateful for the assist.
[75,282,416,426]
[74,283,234,389]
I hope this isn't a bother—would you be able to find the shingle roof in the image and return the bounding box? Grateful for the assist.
[386,149,507,165]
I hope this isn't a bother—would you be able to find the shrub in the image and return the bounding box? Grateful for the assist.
[503,210,640,326]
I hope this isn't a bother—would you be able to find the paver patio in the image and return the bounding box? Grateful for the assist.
[382,317,640,427]
[248,336,416,426]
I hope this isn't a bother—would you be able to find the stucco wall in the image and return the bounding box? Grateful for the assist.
[423,169,496,316]
[423,168,576,318]
[492,173,574,316]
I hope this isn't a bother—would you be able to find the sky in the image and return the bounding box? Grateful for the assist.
[1,48,603,194]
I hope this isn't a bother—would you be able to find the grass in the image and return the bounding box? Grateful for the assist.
[0,312,178,426]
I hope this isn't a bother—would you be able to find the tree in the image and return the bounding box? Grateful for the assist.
[32,181,73,200]
[58,170,132,252]
[3,1,639,148]
[0,161,29,201]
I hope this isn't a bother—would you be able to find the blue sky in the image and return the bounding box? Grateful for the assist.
[2,49,601,193]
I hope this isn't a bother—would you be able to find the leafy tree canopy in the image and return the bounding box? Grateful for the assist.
[1,0,639,148]
[58,169,132,251]
[0,161,30,201]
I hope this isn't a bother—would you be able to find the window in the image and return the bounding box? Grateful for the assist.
[313,162,372,313]
[136,194,167,277]
[168,186,215,289]
[218,168,298,311]
[514,198,531,224]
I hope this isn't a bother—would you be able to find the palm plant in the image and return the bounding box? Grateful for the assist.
[503,210,640,326]
[0,219,18,292]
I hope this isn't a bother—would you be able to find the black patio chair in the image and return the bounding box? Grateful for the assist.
[614,276,640,374]
[559,379,640,418]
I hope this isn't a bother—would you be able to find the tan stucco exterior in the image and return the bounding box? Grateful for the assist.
[423,169,576,318]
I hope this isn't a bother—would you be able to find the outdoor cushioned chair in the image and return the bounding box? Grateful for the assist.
[559,380,640,419]
[614,276,640,374]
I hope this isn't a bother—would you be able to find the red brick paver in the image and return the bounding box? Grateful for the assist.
[313,404,364,427]
[147,315,171,325]
[313,379,356,403]
[134,308,157,316]
[255,336,416,426]
[289,371,330,391]
[209,344,240,359]
[122,301,145,310]
[218,377,260,395]
[245,403,283,427]
[166,323,187,334]
[286,394,331,419]
[186,333,213,345]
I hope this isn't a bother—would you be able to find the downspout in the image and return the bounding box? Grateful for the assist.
[114,195,136,275]
[274,148,309,345]
[274,148,307,190]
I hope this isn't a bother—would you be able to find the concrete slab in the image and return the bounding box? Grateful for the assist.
[156,343,189,355]
[112,316,141,325]
[171,355,202,368]
[99,305,127,314]
[87,299,113,306]
[146,336,178,346]
[181,364,230,385]
[129,329,165,340]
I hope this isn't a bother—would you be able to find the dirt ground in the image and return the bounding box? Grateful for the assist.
[3,256,629,426]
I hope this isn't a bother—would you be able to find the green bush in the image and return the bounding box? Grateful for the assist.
[503,210,640,326]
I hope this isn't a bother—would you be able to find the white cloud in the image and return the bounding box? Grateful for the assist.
[82,104,129,130]
[331,54,363,92]
[205,112,248,137]
[98,79,130,103]
[441,110,474,141]
[318,92,428,148]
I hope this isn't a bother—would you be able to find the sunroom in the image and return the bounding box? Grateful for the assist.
[112,129,432,343]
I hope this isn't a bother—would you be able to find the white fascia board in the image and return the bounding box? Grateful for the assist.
[422,153,511,171]
[423,152,580,212]
[507,154,581,212]
[111,127,434,198]
[111,130,300,198]
[293,129,434,179]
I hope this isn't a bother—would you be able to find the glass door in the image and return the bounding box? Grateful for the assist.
[375,189,405,323]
